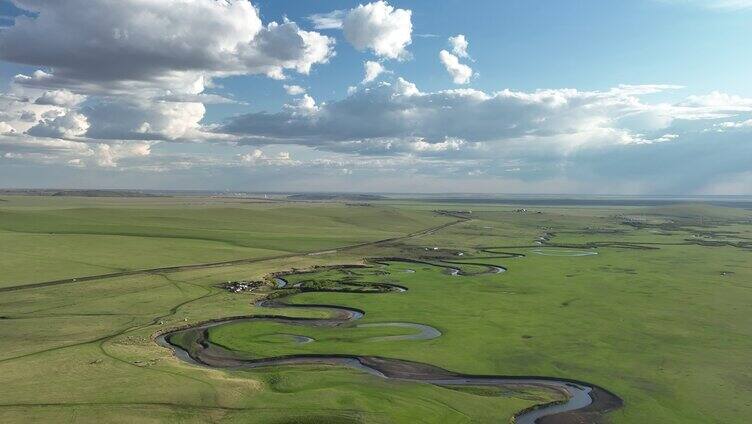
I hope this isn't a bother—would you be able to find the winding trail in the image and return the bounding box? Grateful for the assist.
[156,263,623,424]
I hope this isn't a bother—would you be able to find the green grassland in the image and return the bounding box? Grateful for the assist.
[0,196,441,288]
[1,196,751,423]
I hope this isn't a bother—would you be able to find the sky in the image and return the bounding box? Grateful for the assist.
[0,0,751,194]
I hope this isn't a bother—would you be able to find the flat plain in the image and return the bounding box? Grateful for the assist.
[1,195,750,423]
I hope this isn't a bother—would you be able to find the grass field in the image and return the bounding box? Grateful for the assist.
[0,196,441,288]
[1,195,750,423]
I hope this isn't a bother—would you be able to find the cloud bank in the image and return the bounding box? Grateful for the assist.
[2,0,335,93]
[0,0,336,173]
[0,0,750,194]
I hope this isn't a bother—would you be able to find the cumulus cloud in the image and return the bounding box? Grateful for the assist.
[1,87,208,143]
[448,34,469,58]
[93,142,151,167]
[219,79,751,165]
[0,91,68,133]
[1,0,750,194]
[342,1,412,60]
[362,61,386,84]
[283,85,306,95]
[27,111,89,139]
[440,35,473,84]
[1,133,92,163]
[439,50,473,84]
[1,0,335,96]
[34,89,86,107]
[83,99,206,141]
[0,126,153,169]
[679,91,752,110]
[282,94,320,117]
[0,0,340,155]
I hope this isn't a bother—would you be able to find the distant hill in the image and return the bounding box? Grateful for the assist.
[287,193,386,201]
[0,189,162,197]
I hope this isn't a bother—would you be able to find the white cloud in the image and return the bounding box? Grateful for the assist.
[283,85,306,95]
[410,137,466,152]
[0,0,338,153]
[241,148,265,163]
[623,133,679,145]
[0,122,16,134]
[0,85,216,144]
[308,10,345,30]
[27,111,89,139]
[94,142,151,167]
[0,1,749,194]
[1,1,335,96]
[394,77,421,96]
[342,1,412,60]
[0,134,92,165]
[220,79,752,168]
[34,89,86,107]
[0,127,152,169]
[715,118,752,130]
[680,91,752,109]
[84,99,206,141]
[240,148,298,166]
[439,50,473,84]
[448,34,469,58]
[284,94,319,116]
[362,61,386,84]
[0,91,70,133]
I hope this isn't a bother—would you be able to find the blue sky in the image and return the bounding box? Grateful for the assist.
[0,0,751,193]
[243,1,750,104]
[197,0,752,119]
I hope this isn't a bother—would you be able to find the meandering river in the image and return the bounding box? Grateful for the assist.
[156,262,622,423]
